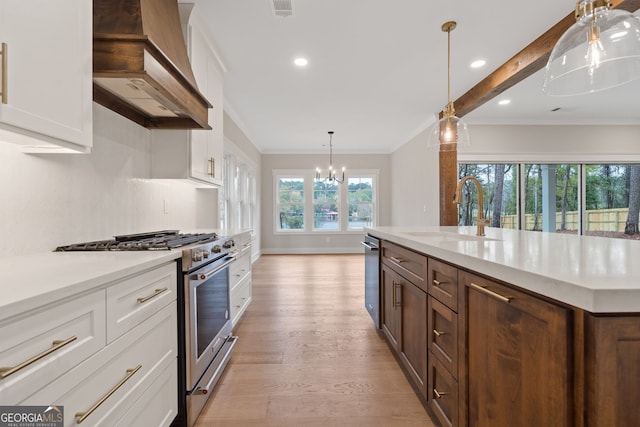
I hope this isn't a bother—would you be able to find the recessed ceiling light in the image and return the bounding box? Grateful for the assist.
[498,99,511,106]
[294,57,308,67]
[470,59,486,68]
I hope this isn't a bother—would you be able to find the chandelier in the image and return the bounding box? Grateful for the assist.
[315,131,344,184]
[427,21,470,150]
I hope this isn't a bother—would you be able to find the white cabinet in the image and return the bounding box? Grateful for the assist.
[0,262,178,427]
[230,231,252,327]
[0,0,92,153]
[151,4,224,186]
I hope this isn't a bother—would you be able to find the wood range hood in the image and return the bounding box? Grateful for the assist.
[93,0,212,129]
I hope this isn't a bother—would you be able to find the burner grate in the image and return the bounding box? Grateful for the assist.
[55,231,218,252]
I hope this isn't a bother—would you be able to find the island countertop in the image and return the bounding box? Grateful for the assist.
[365,226,640,313]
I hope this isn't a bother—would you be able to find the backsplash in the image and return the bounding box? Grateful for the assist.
[0,104,216,257]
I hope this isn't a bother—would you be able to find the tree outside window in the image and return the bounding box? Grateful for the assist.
[313,180,339,230]
[277,177,304,230]
[348,177,374,230]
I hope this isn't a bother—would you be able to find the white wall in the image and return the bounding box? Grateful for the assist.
[460,125,640,163]
[390,127,440,226]
[0,104,216,257]
[261,153,391,254]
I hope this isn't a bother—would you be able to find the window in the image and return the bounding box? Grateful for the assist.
[348,176,374,230]
[523,164,578,233]
[313,180,339,230]
[457,164,517,228]
[460,162,640,240]
[276,176,305,231]
[273,169,378,233]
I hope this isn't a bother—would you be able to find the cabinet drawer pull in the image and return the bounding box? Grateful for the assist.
[0,335,77,379]
[469,282,512,303]
[389,256,404,264]
[75,365,141,424]
[433,388,448,399]
[0,42,6,104]
[433,279,448,286]
[136,287,168,304]
[433,329,448,337]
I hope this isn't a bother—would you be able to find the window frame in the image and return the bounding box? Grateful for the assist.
[273,169,379,235]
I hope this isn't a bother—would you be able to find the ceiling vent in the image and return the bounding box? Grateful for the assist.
[272,0,293,17]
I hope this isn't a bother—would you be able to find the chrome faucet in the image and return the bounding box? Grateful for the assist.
[453,176,489,236]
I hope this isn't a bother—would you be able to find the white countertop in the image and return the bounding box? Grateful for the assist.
[365,226,640,313]
[0,251,180,321]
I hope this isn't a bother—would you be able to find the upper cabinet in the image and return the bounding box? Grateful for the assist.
[0,0,92,153]
[150,3,224,186]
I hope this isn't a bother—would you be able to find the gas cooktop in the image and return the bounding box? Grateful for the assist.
[54,230,219,252]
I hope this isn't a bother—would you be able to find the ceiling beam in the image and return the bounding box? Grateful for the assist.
[443,0,640,119]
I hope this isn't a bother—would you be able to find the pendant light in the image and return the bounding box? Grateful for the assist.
[427,21,470,151]
[315,131,345,184]
[543,0,640,96]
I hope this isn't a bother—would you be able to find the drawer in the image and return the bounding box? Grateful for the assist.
[428,258,459,312]
[231,275,252,326]
[381,241,427,291]
[428,355,459,427]
[115,360,178,427]
[0,290,106,404]
[106,263,177,343]
[428,296,458,378]
[22,302,177,427]
[230,253,251,289]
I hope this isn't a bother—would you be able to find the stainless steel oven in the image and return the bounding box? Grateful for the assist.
[184,252,237,426]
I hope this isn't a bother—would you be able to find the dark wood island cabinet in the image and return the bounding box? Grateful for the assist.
[372,235,640,427]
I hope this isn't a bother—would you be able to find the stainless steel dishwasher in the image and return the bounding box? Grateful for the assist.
[361,234,380,328]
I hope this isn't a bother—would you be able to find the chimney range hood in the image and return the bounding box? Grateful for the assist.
[93,0,211,129]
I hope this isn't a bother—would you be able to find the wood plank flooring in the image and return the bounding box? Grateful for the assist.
[194,254,436,427]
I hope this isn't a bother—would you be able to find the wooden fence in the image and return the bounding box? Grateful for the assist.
[499,208,629,232]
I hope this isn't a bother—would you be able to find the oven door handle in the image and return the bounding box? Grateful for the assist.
[192,256,236,281]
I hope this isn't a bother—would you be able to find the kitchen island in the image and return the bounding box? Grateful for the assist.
[365,226,640,427]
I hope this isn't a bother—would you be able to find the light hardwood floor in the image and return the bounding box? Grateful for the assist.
[194,254,436,427]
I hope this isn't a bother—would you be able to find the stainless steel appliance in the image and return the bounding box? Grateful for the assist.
[55,230,238,427]
[361,234,380,328]
[181,238,237,427]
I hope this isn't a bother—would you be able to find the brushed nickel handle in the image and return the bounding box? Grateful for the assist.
[0,336,77,379]
[75,365,141,424]
[1,42,6,104]
[469,282,512,303]
[433,279,447,286]
[137,287,168,304]
[433,329,448,337]
[208,158,215,177]
[433,388,448,399]
[389,256,404,263]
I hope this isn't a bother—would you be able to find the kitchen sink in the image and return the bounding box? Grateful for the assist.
[402,231,500,242]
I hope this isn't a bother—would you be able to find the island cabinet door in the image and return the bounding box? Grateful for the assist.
[585,314,640,427]
[459,271,572,427]
[399,279,428,400]
[381,264,401,350]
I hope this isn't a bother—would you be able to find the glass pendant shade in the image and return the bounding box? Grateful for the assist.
[427,114,470,151]
[543,1,640,96]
